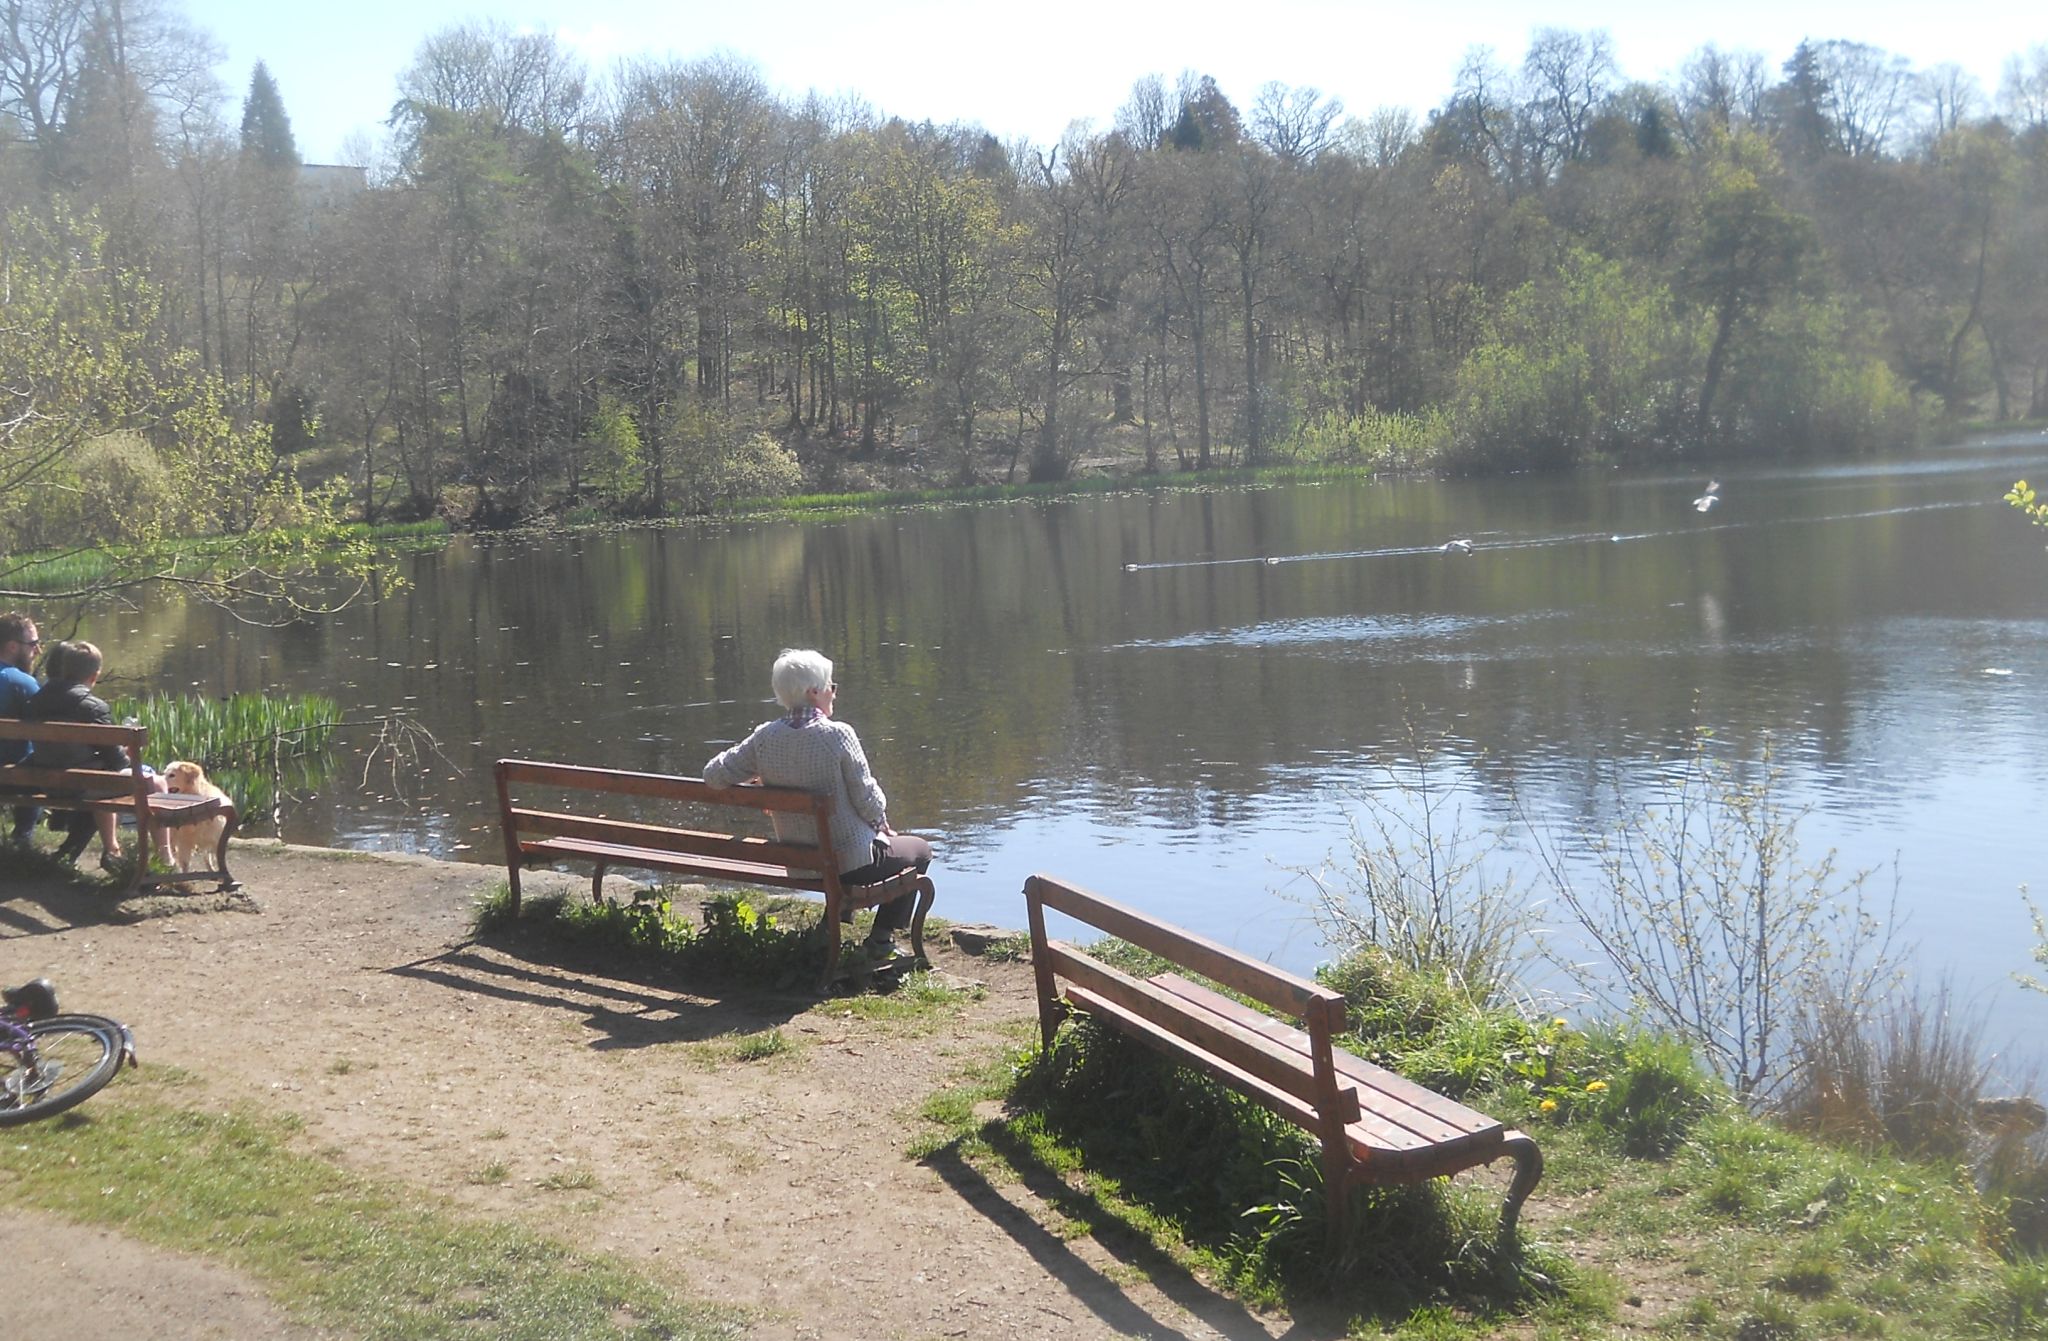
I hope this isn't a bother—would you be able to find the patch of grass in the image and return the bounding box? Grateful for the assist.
[727,1028,792,1062]
[830,970,984,1027]
[537,1167,598,1192]
[907,1041,1032,1161]
[0,520,451,593]
[469,1161,510,1185]
[975,933,1033,963]
[708,461,1384,523]
[0,1087,735,1340]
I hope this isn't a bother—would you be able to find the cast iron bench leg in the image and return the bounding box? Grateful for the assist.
[212,804,241,892]
[1498,1130,1544,1238]
[907,874,936,965]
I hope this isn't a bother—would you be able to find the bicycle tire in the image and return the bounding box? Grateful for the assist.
[0,1014,127,1125]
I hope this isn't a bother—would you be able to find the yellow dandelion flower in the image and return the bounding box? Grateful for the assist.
[1539,1098,1559,1113]
[1552,1017,1568,1029]
[1586,1080,1609,1093]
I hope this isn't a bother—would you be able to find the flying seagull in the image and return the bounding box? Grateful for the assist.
[1439,537,1474,555]
[1692,480,1721,513]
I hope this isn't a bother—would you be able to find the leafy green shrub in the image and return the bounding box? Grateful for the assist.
[1285,406,1451,469]
[1320,945,1471,1046]
[1586,1030,1723,1158]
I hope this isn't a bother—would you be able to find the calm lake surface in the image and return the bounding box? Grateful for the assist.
[98,432,2048,1069]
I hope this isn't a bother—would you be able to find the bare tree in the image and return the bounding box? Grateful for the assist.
[1914,63,1982,143]
[1249,81,1342,165]
[1813,39,1912,158]
[0,0,91,166]
[1521,26,1617,170]
[1998,44,2048,131]
[1675,44,1770,150]
[1115,73,1169,149]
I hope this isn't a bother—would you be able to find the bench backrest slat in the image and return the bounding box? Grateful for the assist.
[0,719,146,749]
[0,765,144,798]
[507,807,830,874]
[496,759,824,814]
[1046,941,1362,1121]
[1024,873,1339,1020]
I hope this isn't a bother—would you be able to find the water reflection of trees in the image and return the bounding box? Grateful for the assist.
[86,473,2048,858]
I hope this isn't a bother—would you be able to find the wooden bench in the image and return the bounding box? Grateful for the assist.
[0,719,240,896]
[495,759,936,991]
[1023,873,1541,1244]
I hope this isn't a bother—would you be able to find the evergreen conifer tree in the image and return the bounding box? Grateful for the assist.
[240,62,299,167]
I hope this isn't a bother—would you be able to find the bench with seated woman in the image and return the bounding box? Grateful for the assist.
[703,647,935,965]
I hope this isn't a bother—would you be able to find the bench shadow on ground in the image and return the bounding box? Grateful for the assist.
[0,861,245,938]
[383,927,816,1052]
[921,1123,1330,1341]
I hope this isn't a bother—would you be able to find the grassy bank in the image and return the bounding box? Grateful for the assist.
[909,942,2048,1339]
[0,519,449,594]
[0,1075,738,1341]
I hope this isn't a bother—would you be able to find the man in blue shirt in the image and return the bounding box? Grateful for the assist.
[1,611,43,847]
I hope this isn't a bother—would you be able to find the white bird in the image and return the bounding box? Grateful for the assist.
[1692,480,1721,513]
[1439,538,1474,555]
[1264,556,1281,565]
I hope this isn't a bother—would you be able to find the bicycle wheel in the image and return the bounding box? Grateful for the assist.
[0,1014,127,1125]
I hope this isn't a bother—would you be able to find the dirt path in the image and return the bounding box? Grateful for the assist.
[1,843,1302,1340]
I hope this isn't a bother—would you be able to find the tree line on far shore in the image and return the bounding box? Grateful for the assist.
[7,8,2048,553]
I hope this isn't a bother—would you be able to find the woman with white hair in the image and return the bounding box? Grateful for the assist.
[704,648,933,960]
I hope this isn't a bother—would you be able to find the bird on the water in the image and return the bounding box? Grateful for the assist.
[1692,480,1721,513]
[1439,537,1474,555]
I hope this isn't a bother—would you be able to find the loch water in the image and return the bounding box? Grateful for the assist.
[99,432,2048,1072]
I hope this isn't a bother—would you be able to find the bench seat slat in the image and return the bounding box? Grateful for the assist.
[1151,973,1502,1150]
[0,787,225,822]
[518,837,825,889]
[1150,976,1487,1159]
[508,806,827,872]
[1047,943,1362,1120]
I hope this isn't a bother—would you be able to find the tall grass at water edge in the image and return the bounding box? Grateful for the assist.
[108,692,342,830]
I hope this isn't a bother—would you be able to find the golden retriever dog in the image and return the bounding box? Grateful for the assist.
[159,760,230,871]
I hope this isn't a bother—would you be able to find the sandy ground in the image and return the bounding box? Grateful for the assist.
[0,842,1308,1341]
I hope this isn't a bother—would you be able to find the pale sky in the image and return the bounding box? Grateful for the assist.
[177,0,2035,165]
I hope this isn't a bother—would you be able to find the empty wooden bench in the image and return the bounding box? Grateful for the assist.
[0,719,239,896]
[495,759,935,991]
[1023,873,1541,1244]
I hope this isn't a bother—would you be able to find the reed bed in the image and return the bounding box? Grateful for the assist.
[109,692,342,830]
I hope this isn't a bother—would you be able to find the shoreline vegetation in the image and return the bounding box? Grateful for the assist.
[4,841,2044,1338]
[9,414,2039,598]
